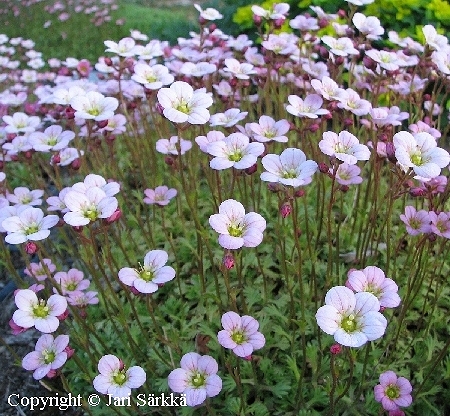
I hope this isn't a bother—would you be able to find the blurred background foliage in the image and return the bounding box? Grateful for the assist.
[0,0,448,63]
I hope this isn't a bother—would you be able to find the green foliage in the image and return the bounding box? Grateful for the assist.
[0,1,198,62]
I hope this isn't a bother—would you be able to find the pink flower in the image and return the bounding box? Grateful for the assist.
[67,291,99,307]
[286,94,329,119]
[24,259,56,282]
[346,266,401,308]
[143,186,177,206]
[93,355,146,398]
[12,289,67,333]
[54,268,90,295]
[429,211,450,238]
[209,199,266,250]
[195,130,225,153]
[399,206,431,235]
[156,136,192,155]
[119,250,175,294]
[333,163,363,185]
[248,115,290,143]
[168,352,222,406]
[22,334,69,380]
[217,312,265,358]
[157,81,213,124]
[374,371,412,411]
[319,130,371,165]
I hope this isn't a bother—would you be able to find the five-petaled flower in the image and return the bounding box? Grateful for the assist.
[118,250,176,294]
[217,311,265,358]
[315,286,387,347]
[374,371,413,412]
[22,334,70,380]
[157,81,213,124]
[12,289,67,333]
[168,352,222,407]
[93,355,146,398]
[209,199,266,249]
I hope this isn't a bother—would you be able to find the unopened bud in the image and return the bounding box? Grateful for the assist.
[106,208,122,223]
[245,163,258,175]
[409,187,426,197]
[25,241,38,255]
[330,344,342,355]
[280,202,292,218]
[71,158,81,170]
[319,162,329,173]
[97,119,108,129]
[223,252,235,270]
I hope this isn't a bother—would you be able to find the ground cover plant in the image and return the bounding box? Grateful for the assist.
[1,0,450,415]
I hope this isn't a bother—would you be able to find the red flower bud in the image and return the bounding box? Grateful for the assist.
[25,241,38,255]
[330,344,342,355]
[280,202,292,218]
[222,253,235,270]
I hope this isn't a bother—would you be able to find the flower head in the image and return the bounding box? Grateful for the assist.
[209,199,266,249]
[319,131,371,164]
[261,148,318,187]
[207,133,264,170]
[393,131,450,179]
[374,371,413,411]
[399,206,431,235]
[2,207,59,244]
[143,186,177,206]
[316,286,387,347]
[248,115,290,142]
[346,266,400,308]
[157,81,213,125]
[168,352,222,407]
[93,355,146,398]
[217,312,265,358]
[12,289,67,333]
[286,94,329,119]
[119,250,176,294]
[70,91,119,122]
[22,334,69,380]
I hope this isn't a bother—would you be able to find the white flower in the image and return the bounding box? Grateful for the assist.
[321,36,359,57]
[157,81,213,125]
[70,91,119,122]
[194,4,223,20]
[352,13,384,40]
[2,112,40,134]
[222,58,257,80]
[2,207,59,244]
[104,37,139,57]
[393,131,450,179]
[131,63,174,90]
[422,25,448,51]
[63,188,118,226]
[207,133,264,170]
[316,286,387,348]
[261,148,318,187]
